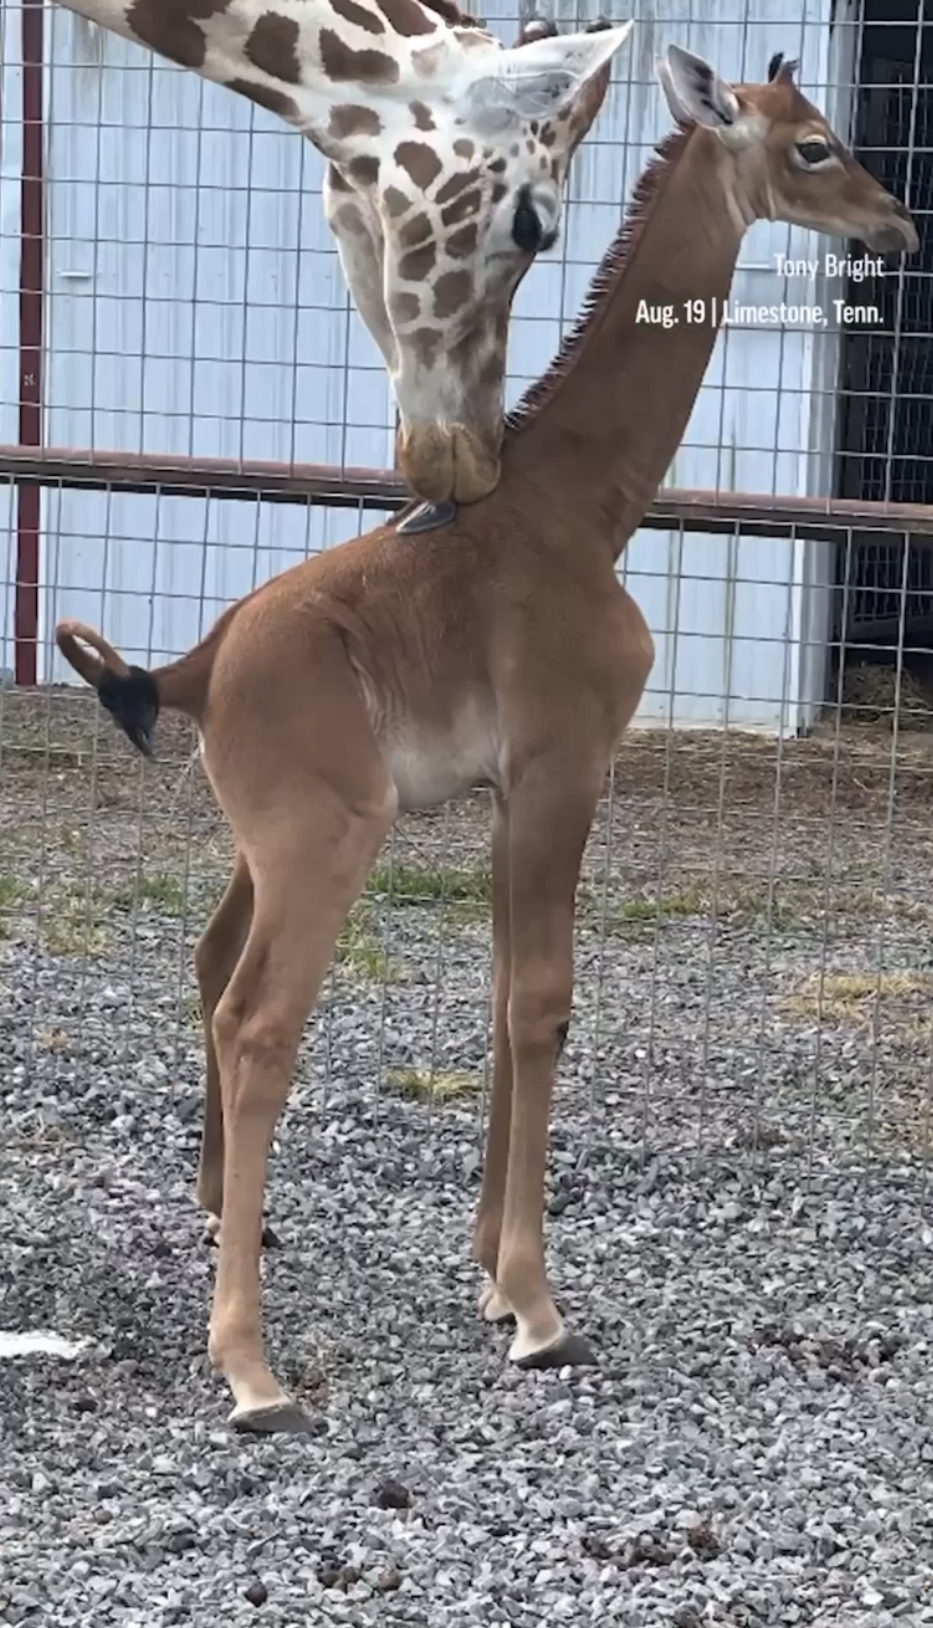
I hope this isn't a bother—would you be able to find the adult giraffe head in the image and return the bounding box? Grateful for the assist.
[317,9,635,502]
[62,0,632,501]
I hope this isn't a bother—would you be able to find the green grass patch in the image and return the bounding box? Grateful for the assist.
[43,882,110,957]
[604,877,842,933]
[607,879,787,929]
[0,872,28,939]
[335,903,404,983]
[364,862,492,927]
[783,969,933,1024]
[2,740,93,770]
[0,873,26,910]
[387,1067,480,1103]
[367,861,491,904]
[56,826,87,858]
[182,993,203,1029]
[112,873,186,916]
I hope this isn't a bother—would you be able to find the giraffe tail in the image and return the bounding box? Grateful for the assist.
[55,618,218,759]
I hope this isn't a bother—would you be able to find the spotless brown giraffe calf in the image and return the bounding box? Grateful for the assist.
[57,46,917,1433]
[56,0,633,502]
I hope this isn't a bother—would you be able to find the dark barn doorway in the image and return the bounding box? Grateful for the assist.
[833,0,933,668]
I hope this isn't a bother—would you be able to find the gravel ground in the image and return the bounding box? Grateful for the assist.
[3,690,933,1626]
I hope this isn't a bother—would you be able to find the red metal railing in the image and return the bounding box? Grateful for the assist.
[16,0,45,687]
[2,444,932,536]
[4,441,933,684]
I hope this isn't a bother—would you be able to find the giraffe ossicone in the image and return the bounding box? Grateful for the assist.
[55,0,635,503]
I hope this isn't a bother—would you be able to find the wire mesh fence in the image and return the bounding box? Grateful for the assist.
[0,0,932,1200]
[2,499,933,1197]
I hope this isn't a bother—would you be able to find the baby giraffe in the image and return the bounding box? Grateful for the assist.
[56,46,916,1433]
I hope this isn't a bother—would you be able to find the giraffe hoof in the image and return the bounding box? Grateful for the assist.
[479,1286,567,1327]
[512,1332,598,1371]
[203,1217,279,1249]
[478,1284,514,1325]
[396,500,457,536]
[229,1399,321,1436]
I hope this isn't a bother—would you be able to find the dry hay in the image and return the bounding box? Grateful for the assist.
[839,661,933,729]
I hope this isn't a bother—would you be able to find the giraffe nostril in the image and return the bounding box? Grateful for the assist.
[512,191,544,254]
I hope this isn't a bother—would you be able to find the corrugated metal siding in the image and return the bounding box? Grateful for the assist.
[4,0,848,727]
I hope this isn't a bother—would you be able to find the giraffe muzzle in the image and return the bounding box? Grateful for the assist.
[862,208,918,258]
[397,423,502,506]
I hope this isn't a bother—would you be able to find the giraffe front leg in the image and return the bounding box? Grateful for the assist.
[492,754,605,1371]
[473,794,516,1327]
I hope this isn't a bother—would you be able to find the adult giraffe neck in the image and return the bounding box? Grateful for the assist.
[500,123,746,559]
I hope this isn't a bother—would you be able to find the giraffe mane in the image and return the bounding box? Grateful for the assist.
[505,122,694,435]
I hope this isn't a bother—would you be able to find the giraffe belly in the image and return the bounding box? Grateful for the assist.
[386,718,499,813]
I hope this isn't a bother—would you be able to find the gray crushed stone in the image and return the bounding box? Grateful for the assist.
[3,693,933,1626]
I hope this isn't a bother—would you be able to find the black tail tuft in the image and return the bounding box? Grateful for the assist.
[97,666,160,758]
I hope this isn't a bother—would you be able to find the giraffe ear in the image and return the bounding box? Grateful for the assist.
[466,19,633,127]
[658,44,740,128]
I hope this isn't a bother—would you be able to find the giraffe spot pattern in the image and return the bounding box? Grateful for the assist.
[433,269,472,317]
[446,221,477,257]
[329,103,383,138]
[399,211,432,247]
[226,77,299,120]
[244,13,302,82]
[440,185,481,227]
[374,0,437,34]
[349,154,380,184]
[398,242,436,281]
[394,141,443,190]
[328,163,353,192]
[434,168,478,204]
[409,100,435,130]
[330,0,387,32]
[320,29,400,82]
[127,0,230,71]
[413,326,443,367]
[453,138,475,159]
[383,185,410,216]
[390,290,422,324]
[479,349,503,387]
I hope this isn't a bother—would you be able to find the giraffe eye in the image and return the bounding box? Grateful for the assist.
[797,137,831,165]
